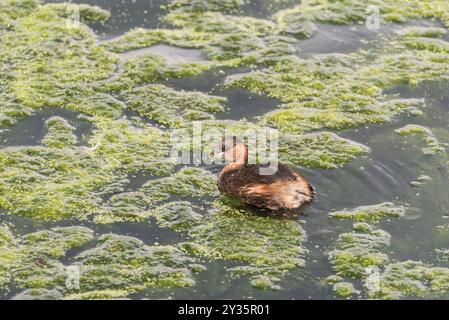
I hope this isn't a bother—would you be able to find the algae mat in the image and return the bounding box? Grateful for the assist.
[1,0,449,299]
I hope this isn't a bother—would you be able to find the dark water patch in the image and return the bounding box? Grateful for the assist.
[0,107,94,148]
[296,24,384,56]
[119,44,207,64]
[164,67,252,93]
[45,0,169,39]
[215,88,280,121]
[240,0,298,20]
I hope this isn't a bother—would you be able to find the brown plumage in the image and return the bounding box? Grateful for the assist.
[212,137,315,211]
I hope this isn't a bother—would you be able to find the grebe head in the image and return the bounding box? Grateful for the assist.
[210,136,248,164]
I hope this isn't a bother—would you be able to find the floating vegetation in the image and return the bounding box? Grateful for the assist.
[280,132,369,169]
[3,0,449,299]
[0,133,115,220]
[329,202,405,223]
[370,261,449,299]
[89,118,173,175]
[70,234,202,295]
[395,125,446,155]
[329,223,391,279]
[333,282,359,298]
[95,167,218,224]
[96,167,307,290]
[151,201,204,231]
[0,225,202,299]
[0,225,94,289]
[42,117,78,149]
[122,84,226,128]
[275,0,449,39]
[184,201,307,290]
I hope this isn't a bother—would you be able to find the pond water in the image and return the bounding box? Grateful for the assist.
[1,0,449,300]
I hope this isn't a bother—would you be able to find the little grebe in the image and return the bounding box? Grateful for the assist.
[211,137,314,211]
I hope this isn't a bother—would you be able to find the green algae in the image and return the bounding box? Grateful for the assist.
[395,125,446,155]
[333,282,359,298]
[184,201,307,290]
[66,94,124,119]
[0,224,203,299]
[89,118,173,175]
[0,145,114,221]
[397,27,448,38]
[42,116,78,148]
[42,3,110,23]
[0,225,93,289]
[141,167,219,205]
[104,0,297,68]
[95,167,307,290]
[0,0,38,29]
[225,52,428,134]
[103,28,212,53]
[225,24,449,135]
[0,113,172,221]
[111,53,213,90]
[328,205,449,299]
[151,201,203,231]
[94,167,218,224]
[122,84,226,128]
[274,0,449,39]
[70,233,202,294]
[329,224,391,279]
[330,202,405,223]
[369,261,449,299]
[3,0,449,299]
[280,132,369,169]
[1,3,117,111]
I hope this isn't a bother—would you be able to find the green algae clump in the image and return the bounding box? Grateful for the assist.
[274,0,449,39]
[280,132,369,169]
[370,261,449,299]
[330,202,405,223]
[122,84,226,128]
[185,201,307,289]
[395,125,446,155]
[329,224,391,279]
[71,233,202,294]
[0,225,93,289]
[0,224,204,299]
[333,282,359,298]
